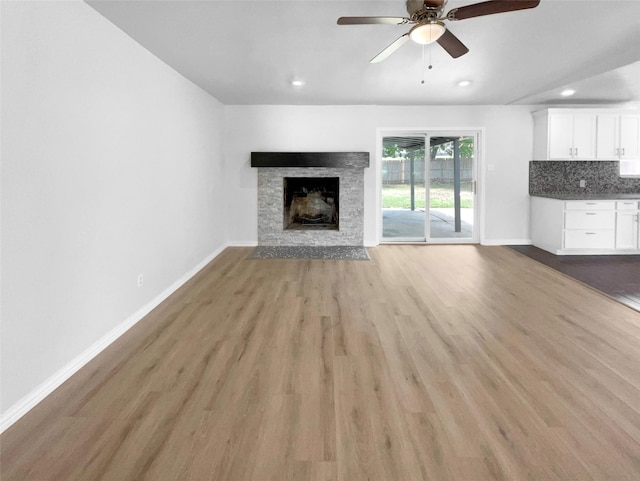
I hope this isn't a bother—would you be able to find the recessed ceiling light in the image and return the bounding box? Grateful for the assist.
[291,80,305,87]
[457,80,471,87]
[561,88,576,97]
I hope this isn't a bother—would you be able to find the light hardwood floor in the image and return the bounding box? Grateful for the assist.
[2,245,640,481]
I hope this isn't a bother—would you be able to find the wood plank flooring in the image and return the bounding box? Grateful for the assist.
[509,245,640,312]
[2,245,640,481]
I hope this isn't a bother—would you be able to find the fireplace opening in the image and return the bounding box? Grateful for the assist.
[284,177,339,230]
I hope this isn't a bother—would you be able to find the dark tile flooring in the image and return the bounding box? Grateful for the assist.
[509,245,640,312]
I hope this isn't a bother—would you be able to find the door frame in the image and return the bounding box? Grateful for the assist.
[376,127,485,245]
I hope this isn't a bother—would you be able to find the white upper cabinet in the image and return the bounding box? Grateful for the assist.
[572,114,598,160]
[546,113,574,159]
[533,108,640,161]
[533,109,596,160]
[597,113,640,160]
[596,114,618,159]
[619,115,640,160]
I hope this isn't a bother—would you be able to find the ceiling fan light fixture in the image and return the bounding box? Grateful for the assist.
[409,21,446,45]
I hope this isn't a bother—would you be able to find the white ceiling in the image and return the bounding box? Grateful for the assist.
[86,0,640,106]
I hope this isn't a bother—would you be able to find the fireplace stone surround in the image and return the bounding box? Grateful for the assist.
[251,152,369,246]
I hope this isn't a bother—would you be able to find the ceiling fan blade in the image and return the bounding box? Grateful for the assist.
[448,0,540,21]
[437,29,469,58]
[370,34,410,63]
[337,16,409,25]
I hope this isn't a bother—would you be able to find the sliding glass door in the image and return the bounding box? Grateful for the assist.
[381,135,427,241]
[427,134,477,241]
[381,131,478,243]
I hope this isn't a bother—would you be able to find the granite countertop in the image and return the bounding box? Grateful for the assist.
[531,193,640,200]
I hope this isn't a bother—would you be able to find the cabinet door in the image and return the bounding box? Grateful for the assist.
[596,114,619,159]
[572,114,597,159]
[548,114,574,159]
[615,211,639,249]
[619,115,640,160]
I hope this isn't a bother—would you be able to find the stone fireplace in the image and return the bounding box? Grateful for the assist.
[251,152,369,246]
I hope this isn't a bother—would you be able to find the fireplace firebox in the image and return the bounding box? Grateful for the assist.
[283,177,339,230]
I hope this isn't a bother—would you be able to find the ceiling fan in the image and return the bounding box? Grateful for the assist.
[337,0,540,63]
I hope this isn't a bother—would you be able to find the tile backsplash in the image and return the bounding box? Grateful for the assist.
[529,161,640,195]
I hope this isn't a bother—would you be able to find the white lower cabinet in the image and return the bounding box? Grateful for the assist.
[531,196,640,255]
[615,201,639,250]
[563,201,615,250]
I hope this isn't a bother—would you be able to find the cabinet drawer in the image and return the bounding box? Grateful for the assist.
[616,201,640,210]
[564,230,615,249]
[565,201,615,210]
[564,210,615,229]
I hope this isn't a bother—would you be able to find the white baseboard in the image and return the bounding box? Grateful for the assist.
[481,239,532,246]
[0,244,228,434]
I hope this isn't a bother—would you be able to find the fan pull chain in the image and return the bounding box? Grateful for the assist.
[421,45,433,85]
[421,45,425,84]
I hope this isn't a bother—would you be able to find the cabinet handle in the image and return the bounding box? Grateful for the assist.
[569,147,573,156]
[585,232,597,235]
[621,148,626,156]
[575,147,578,156]
[586,202,597,205]
[586,212,597,215]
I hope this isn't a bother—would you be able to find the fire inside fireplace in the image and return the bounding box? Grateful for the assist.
[283,177,339,230]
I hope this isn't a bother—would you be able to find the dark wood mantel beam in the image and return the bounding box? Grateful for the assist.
[251,152,369,169]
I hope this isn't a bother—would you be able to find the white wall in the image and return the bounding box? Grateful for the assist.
[225,106,378,244]
[225,105,534,245]
[1,0,227,423]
